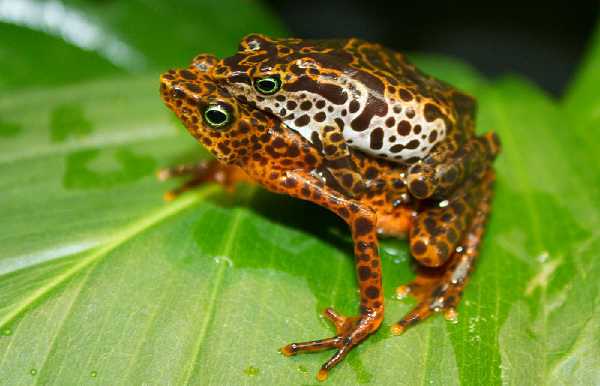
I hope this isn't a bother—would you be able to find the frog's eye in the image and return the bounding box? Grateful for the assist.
[203,104,231,128]
[254,75,281,95]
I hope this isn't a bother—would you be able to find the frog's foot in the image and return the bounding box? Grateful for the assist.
[156,160,252,200]
[392,256,466,335]
[392,169,495,335]
[281,307,382,381]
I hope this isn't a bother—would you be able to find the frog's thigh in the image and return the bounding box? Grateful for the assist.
[320,125,365,196]
[374,206,413,238]
[409,178,479,267]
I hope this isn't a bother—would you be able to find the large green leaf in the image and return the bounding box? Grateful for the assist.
[0,0,285,89]
[1,3,599,384]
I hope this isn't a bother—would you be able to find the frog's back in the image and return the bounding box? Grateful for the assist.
[216,34,477,163]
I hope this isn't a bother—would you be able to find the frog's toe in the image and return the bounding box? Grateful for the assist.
[157,160,254,200]
[280,307,382,381]
[393,248,475,335]
[392,285,461,336]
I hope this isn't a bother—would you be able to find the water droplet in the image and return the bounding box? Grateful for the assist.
[3,328,12,336]
[30,368,37,376]
[90,370,98,378]
[298,365,308,373]
[243,366,260,377]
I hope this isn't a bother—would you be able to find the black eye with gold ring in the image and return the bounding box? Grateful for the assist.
[254,75,281,95]
[203,104,231,128]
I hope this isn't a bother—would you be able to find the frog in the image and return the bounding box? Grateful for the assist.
[159,36,500,381]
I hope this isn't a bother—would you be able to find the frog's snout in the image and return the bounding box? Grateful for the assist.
[159,71,183,105]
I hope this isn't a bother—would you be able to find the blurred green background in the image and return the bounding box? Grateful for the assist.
[0,1,599,385]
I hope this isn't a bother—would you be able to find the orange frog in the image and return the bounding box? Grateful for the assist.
[159,35,500,381]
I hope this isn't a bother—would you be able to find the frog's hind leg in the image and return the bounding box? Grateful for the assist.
[157,160,253,200]
[392,170,495,335]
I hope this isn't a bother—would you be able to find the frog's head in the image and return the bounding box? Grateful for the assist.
[211,34,360,129]
[160,54,270,165]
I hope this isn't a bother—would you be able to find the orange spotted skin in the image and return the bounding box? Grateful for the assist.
[159,37,500,381]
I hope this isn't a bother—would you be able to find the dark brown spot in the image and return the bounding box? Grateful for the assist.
[358,266,372,281]
[370,127,384,150]
[283,177,297,188]
[316,100,326,109]
[330,133,343,142]
[365,167,378,179]
[385,117,395,127]
[410,179,429,198]
[314,111,326,122]
[349,100,360,113]
[354,217,373,236]
[217,142,230,155]
[428,130,438,143]
[412,240,427,255]
[399,89,412,101]
[286,145,300,157]
[304,153,317,165]
[286,101,297,110]
[397,120,411,136]
[424,103,443,122]
[272,137,286,148]
[390,144,405,153]
[406,139,420,149]
[294,115,310,127]
[180,70,196,80]
[185,83,201,93]
[366,286,379,299]
[300,101,312,110]
[324,144,337,155]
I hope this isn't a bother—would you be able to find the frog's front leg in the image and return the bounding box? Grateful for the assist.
[271,169,383,381]
[392,170,495,334]
[407,131,500,199]
[318,125,366,197]
[157,160,254,200]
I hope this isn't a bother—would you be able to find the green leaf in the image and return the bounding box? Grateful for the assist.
[0,0,285,89]
[1,4,599,384]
